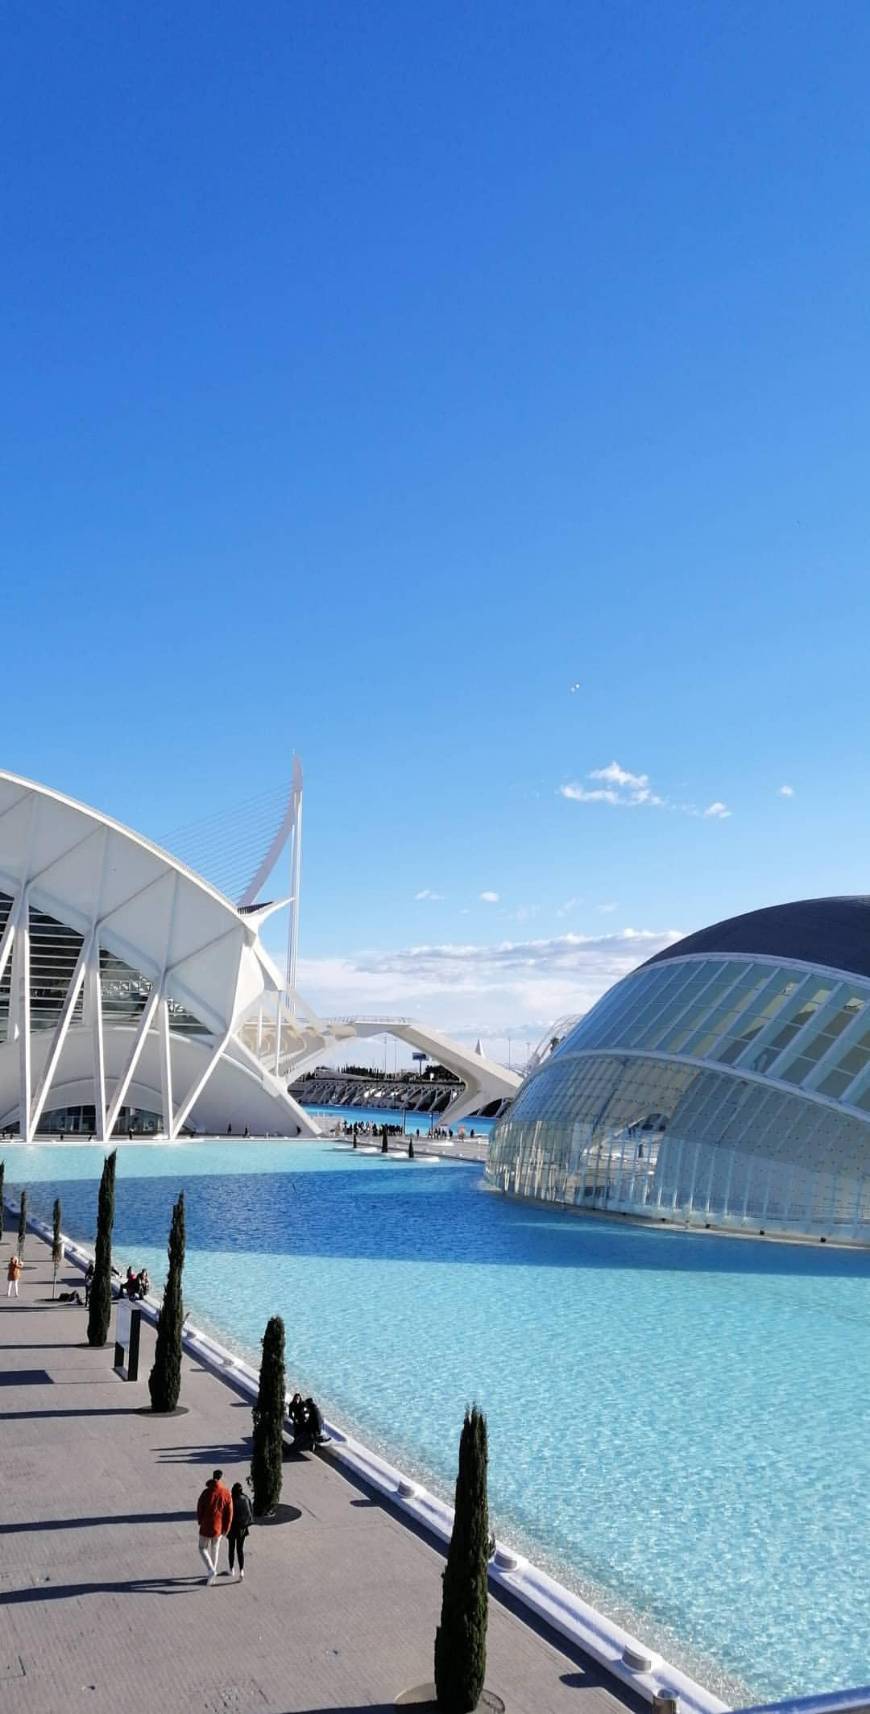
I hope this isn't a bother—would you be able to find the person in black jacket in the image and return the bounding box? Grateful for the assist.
[228,1482,253,1580]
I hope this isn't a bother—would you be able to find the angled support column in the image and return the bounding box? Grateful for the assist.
[170,1025,233,1139]
[158,996,174,1138]
[104,981,163,1139]
[0,889,22,992]
[29,931,93,1136]
[14,895,31,1142]
[86,931,107,1141]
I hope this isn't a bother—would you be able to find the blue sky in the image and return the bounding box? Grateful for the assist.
[3,1,870,1057]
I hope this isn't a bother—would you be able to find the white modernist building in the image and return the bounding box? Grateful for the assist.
[489,897,870,1245]
[0,769,519,1141]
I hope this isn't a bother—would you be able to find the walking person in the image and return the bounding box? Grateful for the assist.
[228,1482,253,1580]
[196,1468,233,1585]
[6,1253,23,1297]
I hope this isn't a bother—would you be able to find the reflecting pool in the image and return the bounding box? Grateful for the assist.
[5,1139,868,1702]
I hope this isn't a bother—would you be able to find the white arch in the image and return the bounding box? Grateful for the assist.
[0,771,318,1140]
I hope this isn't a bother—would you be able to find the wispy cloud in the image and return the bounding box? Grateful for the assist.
[561,760,731,821]
[297,925,685,1057]
[598,901,618,912]
[778,784,795,798]
[480,890,500,903]
[560,761,663,808]
[414,888,444,901]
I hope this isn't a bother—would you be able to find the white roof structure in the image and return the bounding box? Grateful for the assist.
[0,770,520,1141]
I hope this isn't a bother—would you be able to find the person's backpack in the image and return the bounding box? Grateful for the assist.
[235,1493,253,1531]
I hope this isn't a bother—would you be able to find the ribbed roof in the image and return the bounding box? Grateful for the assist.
[645,896,870,982]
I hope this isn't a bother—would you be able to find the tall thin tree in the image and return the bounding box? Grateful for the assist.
[87,1150,117,1347]
[149,1191,185,1411]
[434,1405,490,1714]
[51,1197,63,1299]
[250,1315,286,1516]
[0,1159,5,1244]
[17,1189,27,1259]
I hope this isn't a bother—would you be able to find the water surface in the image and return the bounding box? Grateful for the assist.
[5,1139,868,1702]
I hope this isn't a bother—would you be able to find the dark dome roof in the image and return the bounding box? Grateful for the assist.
[645,896,870,983]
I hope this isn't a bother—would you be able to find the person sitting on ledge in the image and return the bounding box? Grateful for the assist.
[305,1397,328,1443]
[287,1393,329,1454]
[288,1392,307,1435]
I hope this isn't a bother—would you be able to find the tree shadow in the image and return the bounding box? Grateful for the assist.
[154,1441,250,1465]
[0,1407,146,1421]
[0,1510,192,1535]
[0,1343,83,1351]
[0,1576,208,1603]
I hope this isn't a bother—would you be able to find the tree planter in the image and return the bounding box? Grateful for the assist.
[395,1687,504,1712]
[253,1502,302,1525]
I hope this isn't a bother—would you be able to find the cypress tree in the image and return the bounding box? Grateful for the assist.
[149,1192,185,1411]
[434,1405,490,1713]
[17,1189,27,1258]
[250,1314,286,1516]
[51,1197,63,1298]
[0,1159,5,1243]
[87,1150,117,1347]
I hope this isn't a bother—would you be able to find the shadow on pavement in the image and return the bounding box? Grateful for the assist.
[0,1510,192,1535]
[0,1407,146,1420]
[0,1576,209,1603]
[154,1441,249,1465]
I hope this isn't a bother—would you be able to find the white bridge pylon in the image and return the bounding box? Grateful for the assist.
[235,758,521,1132]
[237,1002,522,1131]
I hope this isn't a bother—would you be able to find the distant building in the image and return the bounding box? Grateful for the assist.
[489,898,870,1246]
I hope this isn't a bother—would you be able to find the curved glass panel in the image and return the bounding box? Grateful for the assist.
[555,955,870,1114]
[491,952,870,1244]
[488,1051,870,1242]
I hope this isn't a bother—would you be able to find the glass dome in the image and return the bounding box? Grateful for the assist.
[488,899,870,1245]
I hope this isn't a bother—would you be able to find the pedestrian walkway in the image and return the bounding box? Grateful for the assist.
[0,1233,643,1714]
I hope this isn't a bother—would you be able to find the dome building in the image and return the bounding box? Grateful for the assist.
[488,898,870,1245]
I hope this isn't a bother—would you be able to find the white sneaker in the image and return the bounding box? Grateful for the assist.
[206,1572,218,1586]
[239,1569,245,1581]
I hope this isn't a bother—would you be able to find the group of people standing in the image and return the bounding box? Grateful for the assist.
[196,1470,253,1583]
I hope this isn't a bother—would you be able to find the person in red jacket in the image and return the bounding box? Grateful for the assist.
[196,1469,233,1584]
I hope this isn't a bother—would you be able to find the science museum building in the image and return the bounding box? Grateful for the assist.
[488,898,870,1245]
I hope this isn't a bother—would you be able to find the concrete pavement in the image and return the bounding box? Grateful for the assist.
[0,1231,642,1714]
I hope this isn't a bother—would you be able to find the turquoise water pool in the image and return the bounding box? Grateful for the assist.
[4,1139,868,1701]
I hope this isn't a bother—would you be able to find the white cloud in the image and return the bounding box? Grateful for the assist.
[480,890,500,903]
[414,888,444,901]
[560,761,663,809]
[556,897,579,917]
[561,761,732,820]
[598,901,618,913]
[778,784,795,798]
[296,925,685,1061]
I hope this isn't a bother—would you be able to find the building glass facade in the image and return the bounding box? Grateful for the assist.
[488,946,870,1245]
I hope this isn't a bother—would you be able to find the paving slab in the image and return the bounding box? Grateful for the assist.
[0,1234,643,1714]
